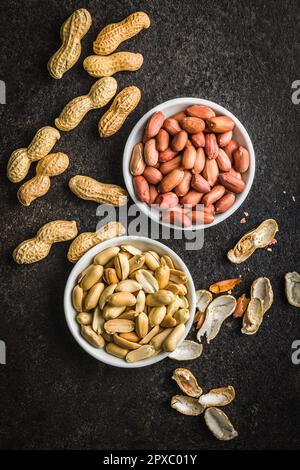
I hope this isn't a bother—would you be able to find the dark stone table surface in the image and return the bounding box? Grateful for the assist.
[0,0,299,450]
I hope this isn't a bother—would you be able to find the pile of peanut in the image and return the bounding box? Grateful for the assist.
[130,105,250,227]
[72,245,190,362]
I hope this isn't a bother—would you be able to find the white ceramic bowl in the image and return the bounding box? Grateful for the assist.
[123,97,255,230]
[64,236,196,368]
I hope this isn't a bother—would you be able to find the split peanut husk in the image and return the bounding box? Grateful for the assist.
[204,407,238,441]
[241,298,264,335]
[197,295,236,343]
[169,340,203,361]
[199,386,236,408]
[227,219,279,263]
[171,395,205,416]
[285,272,300,307]
[242,277,273,335]
[172,368,203,398]
[251,277,274,314]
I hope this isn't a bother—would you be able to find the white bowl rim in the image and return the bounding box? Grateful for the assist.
[64,235,196,368]
[123,97,255,231]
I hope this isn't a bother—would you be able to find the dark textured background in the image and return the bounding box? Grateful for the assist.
[0,0,299,451]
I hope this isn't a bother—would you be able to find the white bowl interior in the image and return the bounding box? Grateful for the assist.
[123,97,255,230]
[64,236,196,368]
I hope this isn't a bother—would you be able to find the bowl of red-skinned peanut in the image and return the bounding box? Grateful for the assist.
[123,97,255,230]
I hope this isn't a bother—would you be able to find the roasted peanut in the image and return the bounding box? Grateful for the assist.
[163,323,185,352]
[83,52,143,77]
[180,117,205,134]
[93,12,150,55]
[174,308,189,324]
[171,111,186,121]
[143,167,163,185]
[192,148,206,174]
[103,268,119,285]
[148,306,167,327]
[217,131,233,147]
[104,319,135,334]
[69,175,128,206]
[84,283,105,310]
[224,139,238,159]
[182,146,196,170]
[162,208,192,227]
[106,342,128,358]
[55,77,117,131]
[103,305,126,319]
[191,174,210,193]
[155,192,179,209]
[180,190,203,207]
[108,292,136,307]
[233,146,250,173]
[133,175,150,204]
[99,86,141,137]
[186,105,216,119]
[114,252,130,280]
[205,133,219,159]
[149,184,159,204]
[143,112,165,140]
[130,143,146,175]
[190,131,205,148]
[146,290,175,307]
[48,9,92,79]
[113,334,141,350]
[13,220,77,264]
[191,210,214,225]
[202,158,219,186]
[215,193,236,213]
[159,169,184,193]
[80,265,103,291]
[81,325,105,348]
[175,170,192,197]
[76,312,93,325]
[92,309,107,330]
[72,285,84,312]
[135,312,149,338]
[144,138,159,166]
[201,185,225,207]
[155,260,170,289]
[219,172,246,193]
[171,130,188,151]
[156,129,169,152]
[150,327,172,350]
[159,148,178,163]
[144,251,160,270]
[216,148,232,172]
[163,118,182,136]
[7,126,60,183]
[160,156,182,175]
[139,325,160,345]
[17,153,69,206]
[206,115,235,133]
[126,344,155,362]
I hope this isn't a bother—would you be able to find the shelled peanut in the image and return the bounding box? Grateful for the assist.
[130,106,250,227]
[72,245,190,362]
